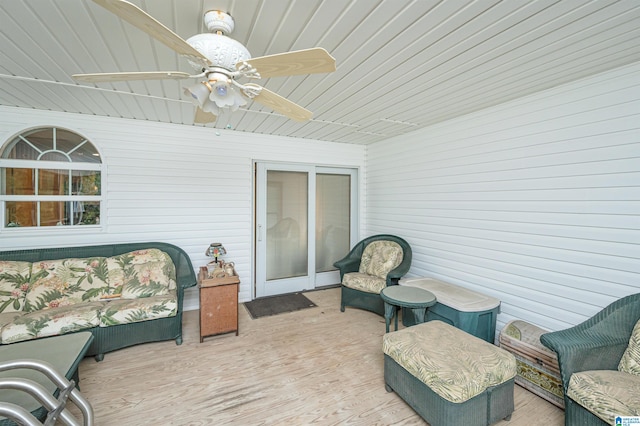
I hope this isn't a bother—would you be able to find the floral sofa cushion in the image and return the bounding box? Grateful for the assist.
[99,292,177,326]
[383,320,517,403]
[567,370,640,424]
[1,301,103,344]
[25,258,110,312]
[619,319,640,376]
[359,241,403,280]
[0,261,31,313]
[107,249,177,297]
[0,312,24,330]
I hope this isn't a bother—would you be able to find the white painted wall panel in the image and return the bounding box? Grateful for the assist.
[366,61,640,335]
[0,108,366,309]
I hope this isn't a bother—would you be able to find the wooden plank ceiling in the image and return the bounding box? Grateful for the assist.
[1,0,639,144]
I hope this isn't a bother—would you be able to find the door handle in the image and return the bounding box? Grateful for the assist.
[258,224,263,241]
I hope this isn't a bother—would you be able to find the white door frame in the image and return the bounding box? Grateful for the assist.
[253,161,358,299]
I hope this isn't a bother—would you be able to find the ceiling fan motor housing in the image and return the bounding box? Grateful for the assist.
[204,10,235,34]
[185,33,251,71]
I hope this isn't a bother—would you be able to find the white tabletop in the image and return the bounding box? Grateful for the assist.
[399,277,500,312]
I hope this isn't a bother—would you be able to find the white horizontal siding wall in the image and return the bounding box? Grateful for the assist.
[0,107,366,309]
[366,61,640,334]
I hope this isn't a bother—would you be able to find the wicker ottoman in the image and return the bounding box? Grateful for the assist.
[383,321,517,426]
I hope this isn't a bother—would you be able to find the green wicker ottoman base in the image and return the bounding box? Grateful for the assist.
[384,355,515,426]
[383,321,516,426]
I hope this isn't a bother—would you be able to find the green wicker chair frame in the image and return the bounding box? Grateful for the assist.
[334,234,412,316]
[540,293,640,426]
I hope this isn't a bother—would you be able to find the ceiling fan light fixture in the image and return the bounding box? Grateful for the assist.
[201,98,220,116]
[206,74,247,109]
[183,82,211,108]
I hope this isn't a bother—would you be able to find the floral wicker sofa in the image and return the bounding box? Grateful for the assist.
[0,242,197,361]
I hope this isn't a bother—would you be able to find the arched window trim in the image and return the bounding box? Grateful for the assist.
[0,126,105,231]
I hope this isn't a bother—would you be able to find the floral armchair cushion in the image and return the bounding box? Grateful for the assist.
[25,257,110,312]
[619,319,640,376]
[567,370,640,423]
[359,241,403,280]
[342,272,386,294]
[107,249,177,298]
[0,261,31,313]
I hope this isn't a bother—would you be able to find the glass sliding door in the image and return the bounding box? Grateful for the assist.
[255,163,357,298]
[266,170,309,281]
[314,170,355,287]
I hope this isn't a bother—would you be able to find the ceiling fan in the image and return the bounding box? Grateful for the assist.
[72,0,336,123]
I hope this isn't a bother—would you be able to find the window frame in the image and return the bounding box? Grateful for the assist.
[0,127,105,232]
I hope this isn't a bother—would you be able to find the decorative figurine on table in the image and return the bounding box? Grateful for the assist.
[205,242,227,278]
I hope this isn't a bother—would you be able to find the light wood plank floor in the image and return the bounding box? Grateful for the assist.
[64,287,564,425]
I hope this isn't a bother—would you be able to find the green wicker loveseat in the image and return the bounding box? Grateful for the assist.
[334,234,412,316]
[0,242,196,361]
[540,293,640,426]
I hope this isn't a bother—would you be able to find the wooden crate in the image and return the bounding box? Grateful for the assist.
[499,320,564,408]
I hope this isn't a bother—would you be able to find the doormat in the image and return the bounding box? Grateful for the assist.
[244,292,317,319]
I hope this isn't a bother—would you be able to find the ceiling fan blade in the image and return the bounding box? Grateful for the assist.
[247,84,312,122]
[240,48,336,78]
[92,0,210,66]
[73,71,191,83]
[194,107,217,124]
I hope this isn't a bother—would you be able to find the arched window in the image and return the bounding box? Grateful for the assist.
[0,127,103,229]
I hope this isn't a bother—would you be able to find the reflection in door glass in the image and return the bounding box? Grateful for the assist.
[266,171,308,280]
[316,174,350,273]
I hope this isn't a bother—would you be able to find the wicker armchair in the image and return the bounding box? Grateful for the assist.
[540,293,640,426]
[334,234,412,316]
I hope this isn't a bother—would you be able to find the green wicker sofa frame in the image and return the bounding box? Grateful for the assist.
[540,292,640,426]
[0,242,197,361]
[334,234,412,316]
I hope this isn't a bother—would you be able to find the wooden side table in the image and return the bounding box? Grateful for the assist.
[198,266,239,342]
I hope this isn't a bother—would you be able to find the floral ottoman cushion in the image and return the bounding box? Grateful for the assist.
[383,320,517,403]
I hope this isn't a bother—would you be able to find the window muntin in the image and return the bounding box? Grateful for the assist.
[1,127,103,229]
